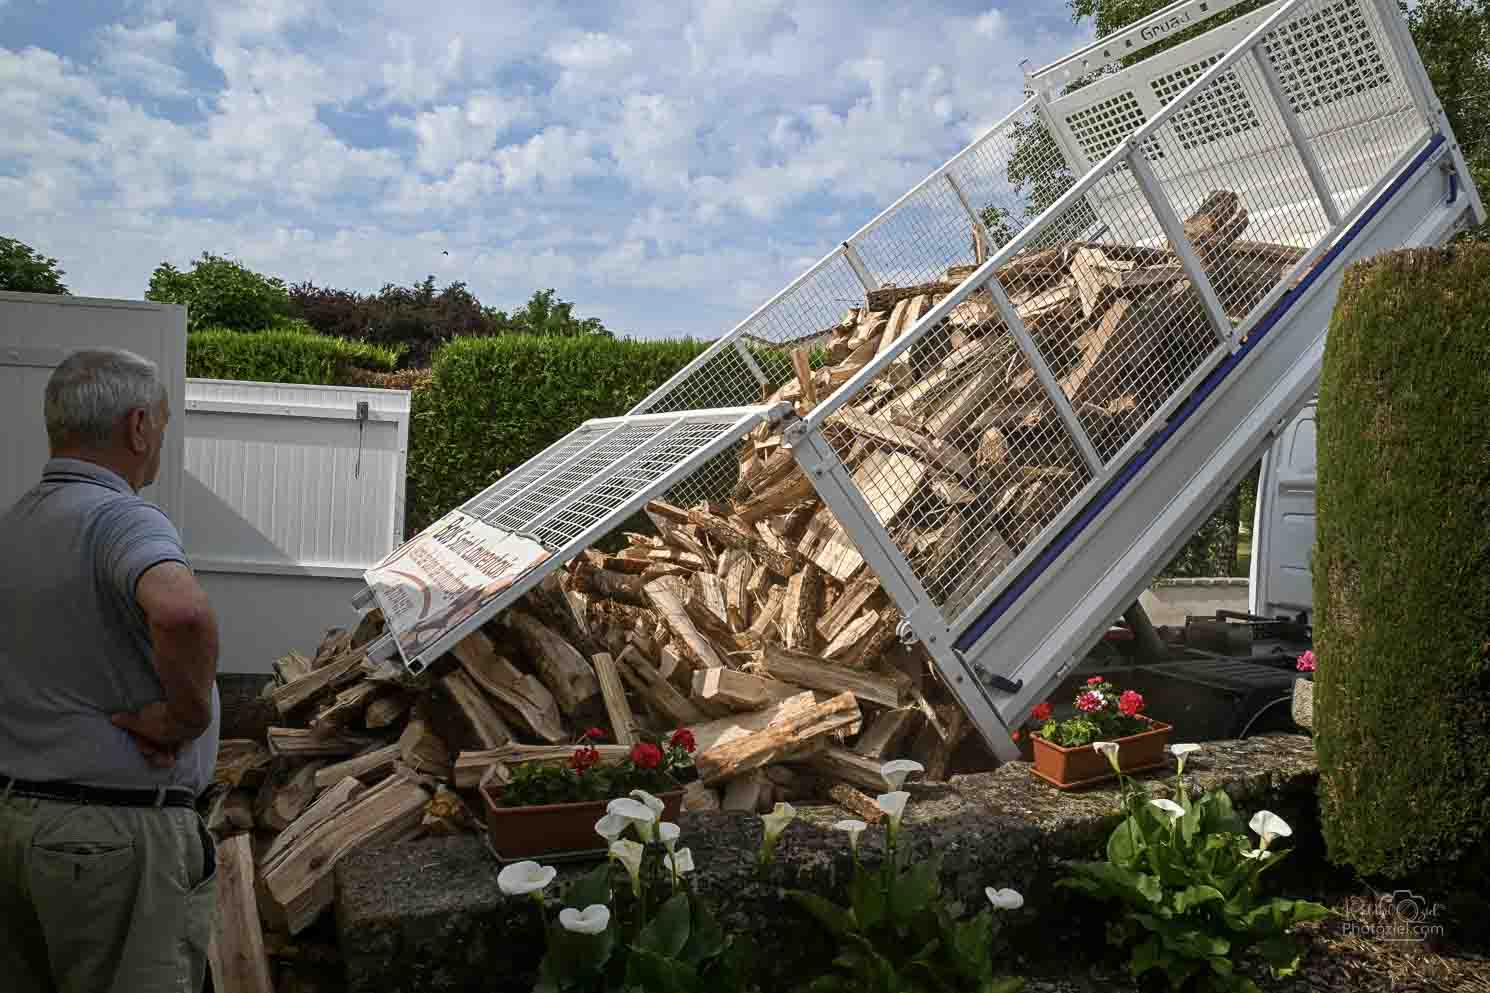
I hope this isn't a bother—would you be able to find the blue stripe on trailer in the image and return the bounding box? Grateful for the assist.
[954,132,1447,654]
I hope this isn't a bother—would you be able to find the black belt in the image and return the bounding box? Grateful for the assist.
[0,775,197,810]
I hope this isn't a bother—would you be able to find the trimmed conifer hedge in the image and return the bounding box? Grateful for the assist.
[1314,245,1490,885]
[187,323,402,383]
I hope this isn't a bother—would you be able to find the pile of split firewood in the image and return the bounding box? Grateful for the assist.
[204,190,1304,984]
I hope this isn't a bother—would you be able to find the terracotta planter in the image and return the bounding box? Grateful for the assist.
[480,778,684,860]
[1029,718,1173,789]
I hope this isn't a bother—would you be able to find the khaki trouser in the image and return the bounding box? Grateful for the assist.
[0,791,217,993]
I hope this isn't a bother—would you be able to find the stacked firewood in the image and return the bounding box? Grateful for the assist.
[204,190,1305,986]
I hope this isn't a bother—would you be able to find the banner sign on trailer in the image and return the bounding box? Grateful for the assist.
[364,509,549,668]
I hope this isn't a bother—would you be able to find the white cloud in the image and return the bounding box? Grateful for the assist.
[1,0,1090,337]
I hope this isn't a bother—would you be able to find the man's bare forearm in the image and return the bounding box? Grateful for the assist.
[149,610,219,740]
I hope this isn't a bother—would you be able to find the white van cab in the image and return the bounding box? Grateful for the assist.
[1249,398,1318,625]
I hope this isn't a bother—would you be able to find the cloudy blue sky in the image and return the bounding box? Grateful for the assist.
[1,0,1091,338]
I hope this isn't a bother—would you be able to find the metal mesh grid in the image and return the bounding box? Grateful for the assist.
[1139,53,1334,327]
[460,422,611,522]
[1065,90,1151,163]
[948,107,1090,255]
[487,422,667,534]
[643,345,764,417]
[851,179,978,291]
[530,419,745,548]
[1260,0,1425,210]
[820,300,1094,617]
[1150,54,1262,152]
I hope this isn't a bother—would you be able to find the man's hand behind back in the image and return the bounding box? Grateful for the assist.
[111,702,185,768]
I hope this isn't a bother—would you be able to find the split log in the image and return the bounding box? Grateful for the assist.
[791,349,818,408]
[695,691,861,785]
[208,788,255,838]
[755,645,905,708]
[643,577,726,670]
[809,746,894,794]
[261,777,367,870]
[503,610,601,716]
[799,512,864,583]
[1182,190,1247,250]
[691,667,798,711]
[453,744,630,790]
[686,573,731,639]
[208,834,274,993]
[853,707,922,760]
[616,652,707,728]
[271,651,365,717]
[682,781,721,812]
[266,727,377,760]
[912,705,969,781]
[735,469,817,524]
[452,630,565,744]
[684,690,825,754]
[683,507,797,577]
[569,558,648,605]
[722,770,769,812]
[419,784,478,838]
[851,451,929,524]
[748,585,786,642]
[828,408,973,480]
[312,629,352,667]
[724,555,753,631]
[779,565,822,653]
[592,652,639,746]
[260,774,431,935]
[364,693,413,730]
[273,652,314,686]
[843,606,903,669]
[214,740,271,792]
[816,576,881,643]
[397,718,451,778]
[309,680,386,734]
[822,610,880,661]
[255,761,325,834]
[438,669,513,750]
[827,783,885,824]
[314,743,401,790]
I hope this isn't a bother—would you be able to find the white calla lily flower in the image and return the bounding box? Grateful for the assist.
[985,887,1024,911]
[1092,740,1121,773]
[1150,798,1185,822]
[558,904,611,935]
[1248,810,1293,849]
[658,821,681,852]
[609,839,645,895]
[880,758,925,791]
[1242,848,1267,860]
[833,818,868,855]
[664,847,695,875]
[630,789,666,819]
[594,813,630,843]
[761,802,797,843]
[876,790,911,843]
[1169,743,1201,775]
[497,860,557,897]
[757,802,797,866]
[606,797,657,842]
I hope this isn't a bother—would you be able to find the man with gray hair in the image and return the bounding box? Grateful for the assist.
[0,348,221,992]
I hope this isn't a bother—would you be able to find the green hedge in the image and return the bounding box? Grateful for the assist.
[406,334,709,533]
[186,323,402,384]
[1314,246,1490,886]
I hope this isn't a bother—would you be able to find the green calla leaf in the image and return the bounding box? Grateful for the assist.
[680,893,727,966]
[566,862,613,910]
[787,890,857,939]
[638,892,692,959]
[1174,884,1225,914]
[624,945,699,993]
[1255,934,1304,976]
[890,859,942,922]
[848,868,888,932]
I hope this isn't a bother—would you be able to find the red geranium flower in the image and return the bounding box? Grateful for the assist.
[1030,702,1053,722]
[1011,730,1021,742]
[1296,650,1316,672]
[584,727,606,740]
[669,728,697,753]
[1087,675,1105,686]
[630,742,663,769]
[1076,691,1105,713]
[570,745,601,772]
[1118,690,1144,717]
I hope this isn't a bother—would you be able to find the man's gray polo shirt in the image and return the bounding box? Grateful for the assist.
[0,457,219,795]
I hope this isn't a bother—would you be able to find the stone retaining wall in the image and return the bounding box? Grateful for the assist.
[335,734,1318,993]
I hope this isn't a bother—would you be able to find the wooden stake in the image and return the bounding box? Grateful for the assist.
[592,652,639,746]
[208,834,274,993]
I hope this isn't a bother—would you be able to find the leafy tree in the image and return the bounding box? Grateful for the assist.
[1405,0,1490,240]
[1,237,68,294]
[145,253,290,333]
[485,288,614,339]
